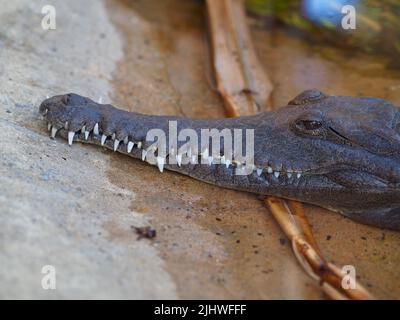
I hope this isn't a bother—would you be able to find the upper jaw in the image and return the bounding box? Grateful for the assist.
[41,94,400,187]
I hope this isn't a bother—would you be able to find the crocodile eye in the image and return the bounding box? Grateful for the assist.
[298,120,322,130]
[292,117,325,137]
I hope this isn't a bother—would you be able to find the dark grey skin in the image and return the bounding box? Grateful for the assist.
[39,90,400,231]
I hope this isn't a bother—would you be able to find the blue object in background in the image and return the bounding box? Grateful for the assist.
[302,0,359,28]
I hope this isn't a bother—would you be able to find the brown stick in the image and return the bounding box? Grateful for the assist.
[206,0,273,116]
[206,0,374,299]
[286,200,320,251]
[267,197,373,299]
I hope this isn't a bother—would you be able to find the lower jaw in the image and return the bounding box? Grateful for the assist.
[338,206,400,231]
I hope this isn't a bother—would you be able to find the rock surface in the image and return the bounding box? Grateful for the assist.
[0,0,176,299]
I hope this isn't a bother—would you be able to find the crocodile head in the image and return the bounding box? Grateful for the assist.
[249,90,400,230]
[39,90,400,230]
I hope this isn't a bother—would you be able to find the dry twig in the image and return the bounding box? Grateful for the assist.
[266,197,373,299]
[206,0,273,115]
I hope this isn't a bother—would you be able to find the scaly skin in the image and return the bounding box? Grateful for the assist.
[39,90,400,230]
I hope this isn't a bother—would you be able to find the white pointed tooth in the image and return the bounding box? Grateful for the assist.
[137,142,142,149]
[101,134,107,146]
[220,155,226,165]
[68,131,75,146]
[142,150,147,161]
[191,155,197,164]
[113,139,120,151]
[156,156,165,172]
[267,166,273,174]
[225,159,231,168]
[51,126,57,138]
[47,123,52,131]
[297,173,301,179]
[93,123,99,135]
[64,121,69,129]
[124,136,128,144]
[111,133,116,140]
[127,141,134,153]
[170,147,175,156]
[256,168,262,176]
[81,125,86,133]
[274,171,280,178]
[287,172,292,178]
[176,154,182,166]
[44,108,48,115]
[84,131,89,140]
[207,157,213,166]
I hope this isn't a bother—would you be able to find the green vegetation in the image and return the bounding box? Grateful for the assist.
[245,0,400,64]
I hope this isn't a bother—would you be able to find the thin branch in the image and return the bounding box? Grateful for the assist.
[267,197,374,300]
[206,0,273,116]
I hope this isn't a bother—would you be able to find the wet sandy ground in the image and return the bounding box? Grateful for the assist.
[104,0,400,298]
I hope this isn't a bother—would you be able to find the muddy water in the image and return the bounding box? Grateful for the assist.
[105,0,400,299]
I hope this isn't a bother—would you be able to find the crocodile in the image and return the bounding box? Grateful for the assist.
[39,90,400,231]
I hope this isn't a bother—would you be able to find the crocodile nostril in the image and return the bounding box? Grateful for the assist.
[61,94,70,105]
